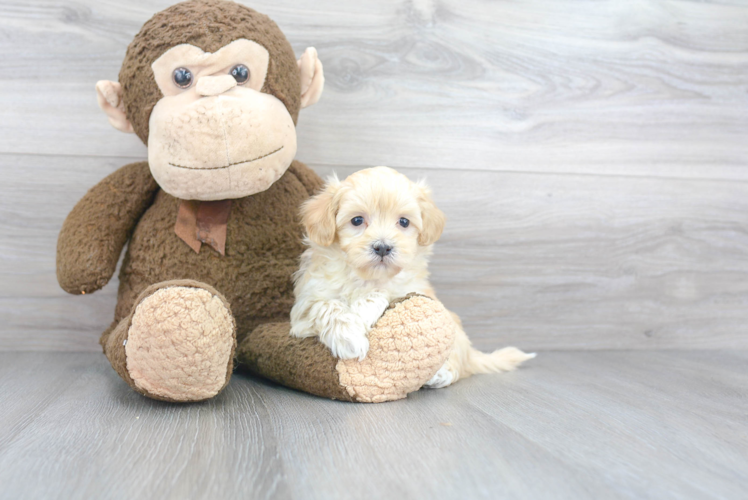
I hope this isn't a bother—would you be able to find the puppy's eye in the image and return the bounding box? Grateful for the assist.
[399,217,410,228]
[351,216,365,226]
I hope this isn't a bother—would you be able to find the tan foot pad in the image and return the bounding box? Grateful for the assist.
[125,286,235,402]
[336,295,456,403]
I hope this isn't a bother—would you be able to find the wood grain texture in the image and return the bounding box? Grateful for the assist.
[0,351,746,500]
[1,0,748,351]
[3,154,747,351]
[0,0,746,178]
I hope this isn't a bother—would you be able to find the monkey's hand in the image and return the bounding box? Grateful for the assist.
[57,161,158,295]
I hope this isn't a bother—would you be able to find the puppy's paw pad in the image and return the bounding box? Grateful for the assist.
[423,365,454,389]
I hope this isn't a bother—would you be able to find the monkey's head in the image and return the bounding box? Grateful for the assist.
[95,0,324,201]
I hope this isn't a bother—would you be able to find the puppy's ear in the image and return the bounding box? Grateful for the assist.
[416,181,446,246]
[300,176,341,246]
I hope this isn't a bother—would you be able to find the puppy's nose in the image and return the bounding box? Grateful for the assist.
[372,244,393,257]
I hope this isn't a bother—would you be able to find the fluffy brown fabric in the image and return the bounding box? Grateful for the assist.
[75,160,323,351]
[56,0,325,401]
[57,158,319,400]
[238,322,355,401]
[120,0,302,143]
[57,162,158,294]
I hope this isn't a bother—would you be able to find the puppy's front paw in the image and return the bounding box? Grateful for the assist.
[423,364,455,389]
[352,291,391,328]
[289,322,307,338]
[321,313,370,361]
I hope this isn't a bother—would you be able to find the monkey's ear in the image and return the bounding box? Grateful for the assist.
[300,176,340,246]
[416,181,446,246]
[95,81,135,134]
[297,47,324,109]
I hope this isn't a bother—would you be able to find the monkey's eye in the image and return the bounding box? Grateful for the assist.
[399,218,410,228]
[230,64,250,85]
[172,67,193,89]
[351,216,364,227]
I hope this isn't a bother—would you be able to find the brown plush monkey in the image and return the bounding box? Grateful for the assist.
[57,0,455,403]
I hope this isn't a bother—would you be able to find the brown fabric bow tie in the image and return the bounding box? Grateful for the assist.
[174,200,232,256]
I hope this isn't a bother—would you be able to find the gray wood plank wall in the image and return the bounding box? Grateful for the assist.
[1,0,747,351]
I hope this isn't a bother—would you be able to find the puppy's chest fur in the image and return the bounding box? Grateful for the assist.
[295,246,432,305]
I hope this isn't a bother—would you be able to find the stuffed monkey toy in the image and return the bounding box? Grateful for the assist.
[57,0,456,403]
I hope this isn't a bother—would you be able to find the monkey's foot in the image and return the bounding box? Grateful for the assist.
[106,281,236,402]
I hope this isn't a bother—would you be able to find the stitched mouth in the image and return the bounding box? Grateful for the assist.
[168,146,284,170]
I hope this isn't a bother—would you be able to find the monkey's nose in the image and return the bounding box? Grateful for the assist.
[196,75,237,97]
[372,244,393,257]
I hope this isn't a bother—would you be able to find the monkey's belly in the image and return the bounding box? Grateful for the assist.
[113,167,310,342]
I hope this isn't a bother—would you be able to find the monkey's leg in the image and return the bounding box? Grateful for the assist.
[236,294,456,403]
[101,280,236,402]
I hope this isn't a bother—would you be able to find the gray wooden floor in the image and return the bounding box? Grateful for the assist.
[1,351,747,500]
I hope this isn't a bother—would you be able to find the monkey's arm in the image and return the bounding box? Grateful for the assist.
[288,160,324,196]
[57,161,158,295]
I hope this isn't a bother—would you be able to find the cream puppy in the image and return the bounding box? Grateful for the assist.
[290,166,534,388]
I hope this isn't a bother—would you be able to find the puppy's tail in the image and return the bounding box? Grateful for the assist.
[463,346,536,377]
